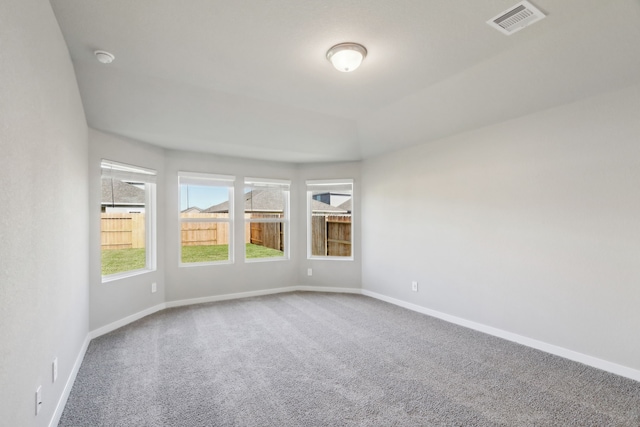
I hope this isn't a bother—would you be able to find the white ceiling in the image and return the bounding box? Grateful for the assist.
[50,0,640,163]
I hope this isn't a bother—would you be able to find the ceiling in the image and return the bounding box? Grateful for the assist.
[50,0,640,163]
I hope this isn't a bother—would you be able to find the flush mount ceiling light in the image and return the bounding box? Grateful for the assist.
[326,42,367,72]
[94,50,115,64]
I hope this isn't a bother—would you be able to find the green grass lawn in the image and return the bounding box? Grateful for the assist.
[244,243,285,259]
[181,244,229,263]
[102,243,284,275]
[101,248,146,276]
[182,243,284,262]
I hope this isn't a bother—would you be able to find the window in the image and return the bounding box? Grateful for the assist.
[244,178,290,261]
[307,179,353,260]
[101,160,156,279]
[179,172,235,265]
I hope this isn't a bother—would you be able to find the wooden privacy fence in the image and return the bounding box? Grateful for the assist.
[180,213,231,246]
[311,215,352,257]
[101,213,145,250]
[181,222,223,246]
[102,212,350,255]
[101,212,285,250]
[248,213,284,252]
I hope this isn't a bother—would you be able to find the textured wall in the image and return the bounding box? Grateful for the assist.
[0,1,89,425]
[88,129,166,331]
[361,84,640,371]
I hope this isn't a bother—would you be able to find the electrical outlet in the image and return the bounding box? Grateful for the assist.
[35,386,42,415]
[52,358,58,383]
[151,282,157,293]
[307,268,313,276]
[411,281,418,292]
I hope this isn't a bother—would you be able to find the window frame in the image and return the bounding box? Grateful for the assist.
[101,159,157,282]
[306,179,354,261]
[244,177,291,263]
[178,172,235,267]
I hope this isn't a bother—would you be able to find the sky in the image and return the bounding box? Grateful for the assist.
[180,185,229,211]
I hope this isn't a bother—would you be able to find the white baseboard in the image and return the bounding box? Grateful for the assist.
[49,334,91,427]
[165,286,298,308]
[84,286,640,383]
[90,287,355,340]
[89,303,167,339]
[165,286,362,309]
[361,289,640,382]
[294,286,362,294]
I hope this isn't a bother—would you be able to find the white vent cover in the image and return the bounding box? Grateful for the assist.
[487,1,546,35]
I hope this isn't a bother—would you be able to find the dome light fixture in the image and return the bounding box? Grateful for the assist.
[94,50,115,64]
[326,42,367,72]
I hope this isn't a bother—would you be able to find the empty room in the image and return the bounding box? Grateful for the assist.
[2,0,640,426]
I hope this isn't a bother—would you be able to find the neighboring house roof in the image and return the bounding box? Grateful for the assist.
[336,199,352,212]
[244,189,284,213]
[311,199,348,214]
[204,189,284,213]
[203,189,347,214]
[203,201,229,213]
[181,206,202,213]
[102,178,145,206]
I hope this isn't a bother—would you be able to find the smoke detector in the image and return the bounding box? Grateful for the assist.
[94,50,115,64]
[487,1,546,35]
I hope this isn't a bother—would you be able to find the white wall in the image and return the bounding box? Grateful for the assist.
[361,83,640,371]
[0,1,89,425]
[89,129,166,330]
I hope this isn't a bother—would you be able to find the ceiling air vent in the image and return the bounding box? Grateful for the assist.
[487,1,546,35]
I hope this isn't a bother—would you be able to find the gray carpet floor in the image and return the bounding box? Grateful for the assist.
[59,292,640,426]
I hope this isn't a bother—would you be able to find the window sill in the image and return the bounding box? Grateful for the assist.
[307,256,354,262]
[102,268,155,283]
[179,260,233,268]
[245,257,289,264]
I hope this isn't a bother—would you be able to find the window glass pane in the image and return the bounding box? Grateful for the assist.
[246,223,285,259]
[308,183,353,258]
[179,173,235,266]
[181,184,230,219]
[244,180,290,261]
[181,222,230,263]
[101,172,152,276]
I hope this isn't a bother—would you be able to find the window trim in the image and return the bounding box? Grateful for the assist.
[101,159,157,282]
[244,177,291,263]
[306,179,354,261]
[178,171,235,267]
